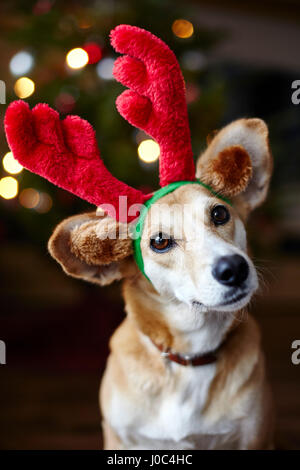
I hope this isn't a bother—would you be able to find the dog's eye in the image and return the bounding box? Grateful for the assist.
[150,232,173,253]
[211,205,230,225]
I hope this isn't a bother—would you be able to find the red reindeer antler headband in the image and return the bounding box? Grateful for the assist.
[4,25,230,278]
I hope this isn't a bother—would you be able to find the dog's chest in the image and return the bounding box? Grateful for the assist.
[112,362,240,449]
[140,364,216,437]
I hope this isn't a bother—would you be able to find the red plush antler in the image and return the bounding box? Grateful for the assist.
[4,100,147,222]
[111,25,196,187]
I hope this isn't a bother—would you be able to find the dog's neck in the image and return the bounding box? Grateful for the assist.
[123,276,240,357]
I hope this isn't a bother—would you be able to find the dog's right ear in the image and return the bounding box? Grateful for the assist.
[48,212,135,286]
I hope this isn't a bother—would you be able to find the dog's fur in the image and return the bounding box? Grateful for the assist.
[48,118,274,449]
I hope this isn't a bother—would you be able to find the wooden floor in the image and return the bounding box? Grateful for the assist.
[0,252,299,450]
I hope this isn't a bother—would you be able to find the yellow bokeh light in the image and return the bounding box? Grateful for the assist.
[2,151,23,175]
[66,48,89,69]
[0,176,18,199]
[172,19,194,39]
[137,139,160,163]
[19,188,40,209]
[14,77,35,98]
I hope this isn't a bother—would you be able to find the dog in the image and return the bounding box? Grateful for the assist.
[48,117,274,450]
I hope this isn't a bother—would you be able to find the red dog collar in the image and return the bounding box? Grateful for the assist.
[152,341,218,367]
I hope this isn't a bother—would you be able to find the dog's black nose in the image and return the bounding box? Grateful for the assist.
[212,255,249,287]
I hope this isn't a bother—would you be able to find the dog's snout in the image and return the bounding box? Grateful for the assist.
[212,255,249,287]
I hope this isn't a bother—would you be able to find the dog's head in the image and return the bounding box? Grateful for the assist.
[48,118,272,315]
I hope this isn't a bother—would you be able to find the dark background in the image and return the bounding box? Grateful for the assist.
[0,0,299,449]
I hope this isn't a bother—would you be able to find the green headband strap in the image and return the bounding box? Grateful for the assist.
[132,180,232,281]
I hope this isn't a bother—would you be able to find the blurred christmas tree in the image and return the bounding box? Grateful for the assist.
[0,0,227,246]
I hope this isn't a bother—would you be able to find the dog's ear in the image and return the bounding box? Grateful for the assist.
[196,119,273,218]
[48,212,135,286]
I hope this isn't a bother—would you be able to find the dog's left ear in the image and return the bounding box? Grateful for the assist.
[196,118,273,217]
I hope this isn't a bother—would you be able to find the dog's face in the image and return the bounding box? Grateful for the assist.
[140,184,258,313]
[48,118,272,316]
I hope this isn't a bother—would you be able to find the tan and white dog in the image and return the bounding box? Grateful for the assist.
[48,118,274,450]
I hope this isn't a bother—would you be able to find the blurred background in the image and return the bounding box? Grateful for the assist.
[0,0,299,450]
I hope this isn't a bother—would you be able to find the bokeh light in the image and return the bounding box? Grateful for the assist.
[0,176,18,200]
[172,19,194,39]
[14,77,35,98]
[2,152,23,175]
[96,57,114,80]
[19,188,40,209]
[9,51,34,76]
[55,92,76,113]
[66,47,89,69]
[19,189,52,213]
[137,139,160,163]
[84,42,102,64]
[181,50,206,71]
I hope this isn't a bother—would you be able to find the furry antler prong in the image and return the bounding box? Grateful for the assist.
[111,24,195,187]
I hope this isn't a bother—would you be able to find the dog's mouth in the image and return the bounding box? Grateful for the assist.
[218,291,248,306]
[193,290,250,310]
